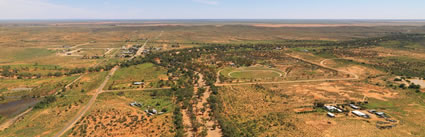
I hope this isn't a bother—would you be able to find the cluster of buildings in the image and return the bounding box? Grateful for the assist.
[145,108,164,116]
[323,104,369,118]
[129,101,165,116]
[324,103,392,120]
[120,45,140,58]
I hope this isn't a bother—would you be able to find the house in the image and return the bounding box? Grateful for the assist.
[352,110,369,118]
[324,105,343,113]
[349,104,360,109]
[229,62,236,67]
[327,112,336,118]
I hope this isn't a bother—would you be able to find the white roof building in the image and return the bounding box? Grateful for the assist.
[352,110,369,118]
[350,104,360,109]
[327,112,336,118]
[324,106,343,113]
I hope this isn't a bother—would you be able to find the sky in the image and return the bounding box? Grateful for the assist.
[0,0,424,19]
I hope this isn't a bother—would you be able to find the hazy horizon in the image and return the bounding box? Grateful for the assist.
[1,0,425,19]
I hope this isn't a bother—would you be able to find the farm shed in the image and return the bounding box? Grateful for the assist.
[352,110,369,118]
[133,82,144,85]
[327,112,336,118]
[350,104,360,109]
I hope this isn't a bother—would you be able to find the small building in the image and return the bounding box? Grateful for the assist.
[349,104,360,109]
[352,110,369,118]
[327,112,336,118]
[129,101,142,107]
[66,52,72,55]
[368,109,377,114]
[152,109,158,114]
[375,112,387,118]
[229,62,236,67]
[133,82,144,85]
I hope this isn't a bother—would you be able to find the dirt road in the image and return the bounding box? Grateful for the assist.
[132,31,163,60]
[54,66,119,137]
[0,107,33,131]
[320,58,359,79]
[103,87,171,93]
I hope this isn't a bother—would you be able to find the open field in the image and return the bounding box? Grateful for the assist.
[1,20,425,137]
[220,66,284,79]
[106,63,169,90]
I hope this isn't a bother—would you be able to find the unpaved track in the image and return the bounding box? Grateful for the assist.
[103,87,171,93]
[216,55,359,87]
[0,108,33,131]
[320,58,359,79]
[54,66,119,137]
[132,31,163,60]
[228,70,284,77]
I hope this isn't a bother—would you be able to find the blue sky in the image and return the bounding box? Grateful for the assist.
[0,0,424,19]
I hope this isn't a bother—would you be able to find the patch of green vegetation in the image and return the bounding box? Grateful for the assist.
[379,39,425,50]
[34,96,56,109]
[230,71,280,79]
[372,56,425,77]
[12,48,54,61]
[116,89,174,112]
[0,88,7,93]
[107,63,168,90]
[221,66,283,79]
[0,95,91,137]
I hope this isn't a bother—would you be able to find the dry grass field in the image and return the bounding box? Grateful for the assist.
[1,20,425,137]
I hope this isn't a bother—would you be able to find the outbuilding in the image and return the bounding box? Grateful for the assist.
[352,110,369,118]
[327,112,336,118]
[133,82,144,85]
[324,105,343,113]
[350,104,360,109]
[375,112,387,118]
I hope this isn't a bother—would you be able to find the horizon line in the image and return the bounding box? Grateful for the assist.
[1,19,425,21]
